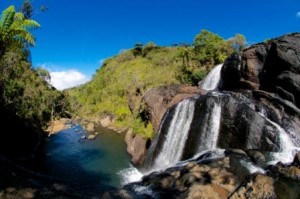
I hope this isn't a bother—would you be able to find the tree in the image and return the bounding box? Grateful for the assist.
[227,33,246,52]
[20,0,33,19]
[20,0,48,19]
[36,66,51,83]
[194,30,228,66]
[132,42,143,57]
[0,5,40,49]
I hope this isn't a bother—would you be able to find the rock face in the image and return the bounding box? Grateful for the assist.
[144,90,300,169]
[220,33,300,108]
[125,85,202,166]
[116,33,300,198]
[141,85,202,133]
[108,150,300,199]
[125,129,148,166]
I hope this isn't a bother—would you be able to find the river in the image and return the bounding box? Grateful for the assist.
[33,124,132,193]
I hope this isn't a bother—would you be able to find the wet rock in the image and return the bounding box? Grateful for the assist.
[46,118,73,134]
[229,174,277,199]
[141,85,202,132]
[126,151,254,199]
[99,115,114,127]
[187,184,229,199]
[125,129,147,166]
[246,150,266,166]
[87,134,96,140]
[80,135,86,139]
[86,122,95,132]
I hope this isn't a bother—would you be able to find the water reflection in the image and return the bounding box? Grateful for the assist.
[42,125,131,191]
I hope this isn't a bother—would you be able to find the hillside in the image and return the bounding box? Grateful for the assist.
[0,5,69,157]
[67,30,246,138]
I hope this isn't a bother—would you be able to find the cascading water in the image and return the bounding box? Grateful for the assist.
[199,64,223,90]
[120,65,299,187]
[119,98,196,184]
[152,98,196,170]
[197,101,221,152]
[257,111,299,165]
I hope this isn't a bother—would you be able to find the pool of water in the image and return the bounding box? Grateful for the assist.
[40,125,131,191]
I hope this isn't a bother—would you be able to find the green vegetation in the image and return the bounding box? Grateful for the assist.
[0,3,69,156]
[68,46,180,138]
[0,5,40,48]
[67,30,246,138]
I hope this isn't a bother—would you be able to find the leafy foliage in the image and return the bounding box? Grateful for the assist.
[0,5,40,49]
[194,29,230,66]
[67,30,246,138]
[0,5,68,156]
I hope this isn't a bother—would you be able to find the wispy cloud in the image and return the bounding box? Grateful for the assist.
[296,12,300,18]
[49,69,90,90]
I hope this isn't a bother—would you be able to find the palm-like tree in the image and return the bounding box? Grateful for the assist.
[0,5,40,48]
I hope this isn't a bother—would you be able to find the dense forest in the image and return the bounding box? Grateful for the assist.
[0,3,68,157]
[67,30,246,138]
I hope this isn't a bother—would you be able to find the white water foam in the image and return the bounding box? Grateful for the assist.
[197,101,222,152]
[257,111,299,165]
[119,164,143,185]
[152,99,195,169]
[200,64,223,91]
[239,159,265,174]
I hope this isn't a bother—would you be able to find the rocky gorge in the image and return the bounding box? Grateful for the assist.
[103,33,300,198]
[0,32,299,199]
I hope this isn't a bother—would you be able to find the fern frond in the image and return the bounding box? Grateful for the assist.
[10,29,35,46]
[0,5,15,29]
[22,20,40,30]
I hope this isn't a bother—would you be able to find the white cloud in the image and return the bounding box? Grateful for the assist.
[49,69,90,90]
[296,12,300,18]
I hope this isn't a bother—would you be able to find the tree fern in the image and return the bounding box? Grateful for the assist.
[0,6,15,29]
[0,5,40,47]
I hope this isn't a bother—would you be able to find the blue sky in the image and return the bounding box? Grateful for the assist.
[1,0,300,89]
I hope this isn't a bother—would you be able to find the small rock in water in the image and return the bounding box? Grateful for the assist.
[87,134,97,140]
[81,135,86,139]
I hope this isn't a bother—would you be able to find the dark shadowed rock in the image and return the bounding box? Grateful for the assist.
[220,33,300,108]
[119,150,300,199]
[145,90,300,166]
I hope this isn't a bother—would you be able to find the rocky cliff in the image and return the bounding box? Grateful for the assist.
[113,33,300,199]
[220,33,300,108]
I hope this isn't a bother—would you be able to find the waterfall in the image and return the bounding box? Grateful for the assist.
[200,64,223,91]
[197,101,221,153]
[152,98,195,170]
[119,164,143,185]
[257,111,299,164]
[266,120,298,164]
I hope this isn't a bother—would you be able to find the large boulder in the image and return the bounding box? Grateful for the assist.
[144,91,300,166]
[125,129,148,166]
[220,33,300,108]
[141,85,202,133]
[125,85,201,166]
[115,150,300,199]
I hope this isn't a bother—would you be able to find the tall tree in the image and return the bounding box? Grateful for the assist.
[194,30,228,66]
[20,0,33,19]
[227,33,246,52]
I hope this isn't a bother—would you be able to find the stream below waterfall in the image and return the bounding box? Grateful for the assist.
[27,124,133,194]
